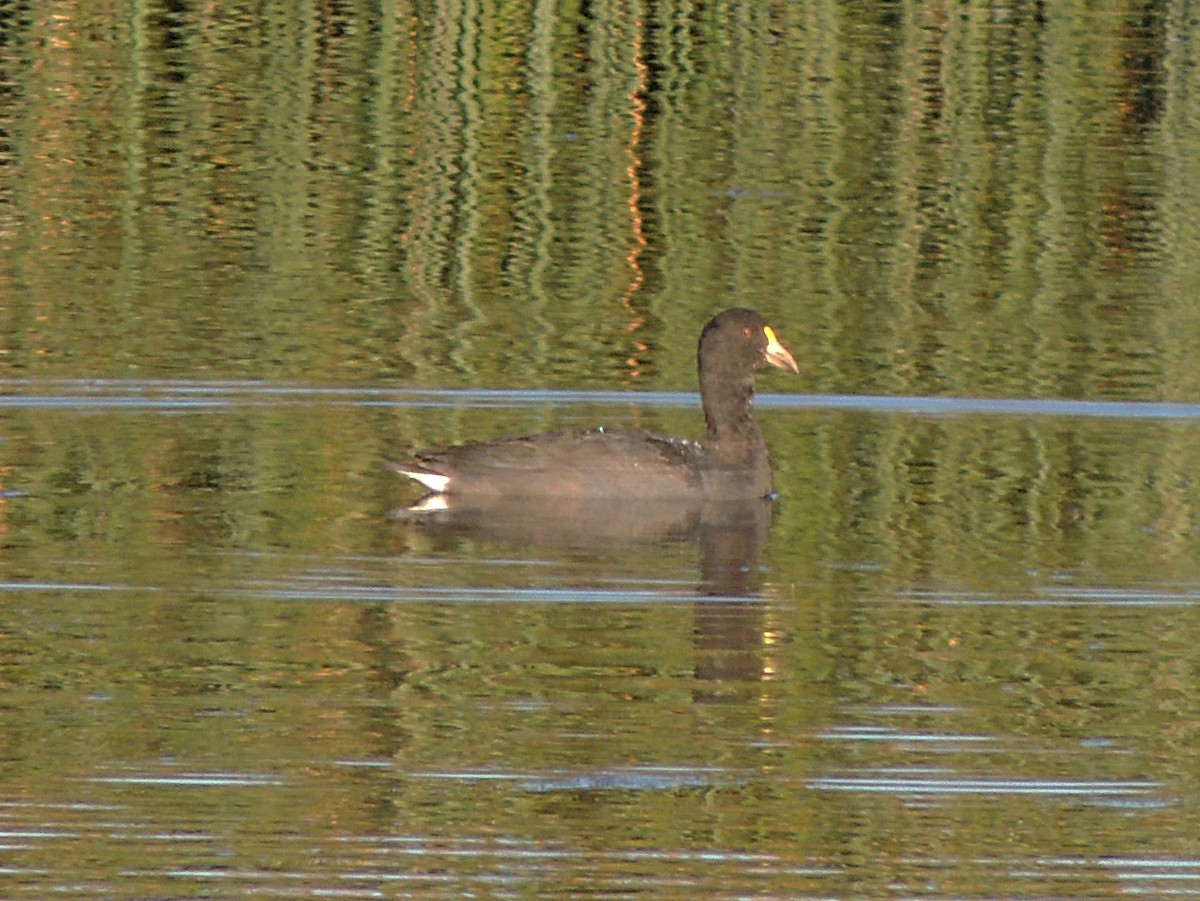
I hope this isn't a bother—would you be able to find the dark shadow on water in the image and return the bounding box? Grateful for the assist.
[390,495,777,703]
[391,494,774,597]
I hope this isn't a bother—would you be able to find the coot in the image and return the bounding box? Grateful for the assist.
[391,308,798,503]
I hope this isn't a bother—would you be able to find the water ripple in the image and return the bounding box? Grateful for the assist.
[2,379,1200,419]
[809,771,1159,798]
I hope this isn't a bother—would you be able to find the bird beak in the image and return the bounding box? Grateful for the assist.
[763,326,799,374]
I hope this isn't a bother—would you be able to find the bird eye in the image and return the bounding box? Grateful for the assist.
[742,327,752,337]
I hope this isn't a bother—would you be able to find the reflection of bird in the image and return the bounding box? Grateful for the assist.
[390,308,798,505]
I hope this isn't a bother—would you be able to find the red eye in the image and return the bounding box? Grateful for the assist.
[742,327,752,337]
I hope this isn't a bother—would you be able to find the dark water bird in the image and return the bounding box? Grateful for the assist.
[390,308,798,506]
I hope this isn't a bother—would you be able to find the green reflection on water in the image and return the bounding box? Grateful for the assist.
[0,1,1197,402]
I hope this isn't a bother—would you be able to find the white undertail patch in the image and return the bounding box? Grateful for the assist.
[397,469,451,494]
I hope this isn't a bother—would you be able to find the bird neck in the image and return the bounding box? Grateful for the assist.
[700,369,764,452]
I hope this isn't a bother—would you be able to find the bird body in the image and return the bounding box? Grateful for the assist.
[391,308,797,505]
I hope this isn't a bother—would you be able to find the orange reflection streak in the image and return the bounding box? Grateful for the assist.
[400,10,418,112]
[620,11,649,378]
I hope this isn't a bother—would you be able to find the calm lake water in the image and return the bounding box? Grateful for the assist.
[3,2,1200,899]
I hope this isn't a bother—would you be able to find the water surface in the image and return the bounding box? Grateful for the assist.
[2,385,1199,898]
[3,1,1200,897]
